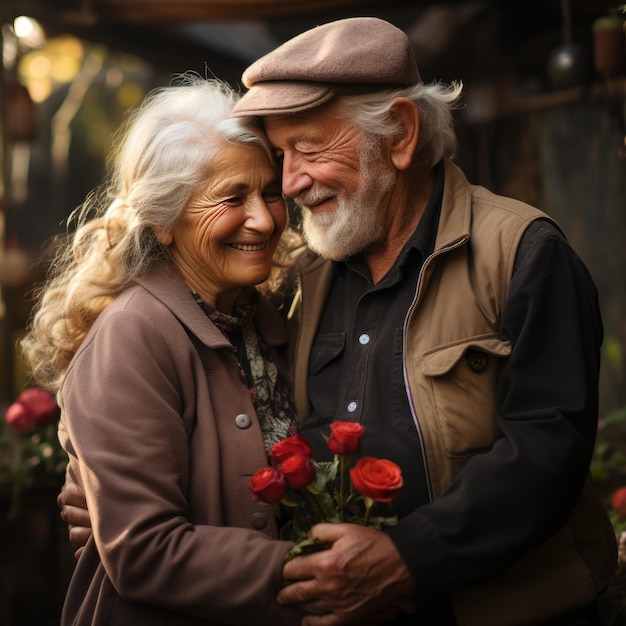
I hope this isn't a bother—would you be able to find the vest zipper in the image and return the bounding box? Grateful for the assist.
[402,236,468,503]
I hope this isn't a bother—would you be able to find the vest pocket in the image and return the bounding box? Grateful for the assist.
[420,335,511,457]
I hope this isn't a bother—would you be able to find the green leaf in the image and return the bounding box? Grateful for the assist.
[603,407,626,426]
[368,515,399,529]
[310,459,339,491]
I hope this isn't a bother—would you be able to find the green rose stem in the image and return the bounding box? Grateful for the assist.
[338,454,350,521]
[362,496,375,526]
[306,488,328,526]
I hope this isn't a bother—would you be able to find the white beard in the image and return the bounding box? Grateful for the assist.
[297,143,397,261]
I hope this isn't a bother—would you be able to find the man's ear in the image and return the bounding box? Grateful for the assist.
[153,226,173,246]
[389,98,420,171]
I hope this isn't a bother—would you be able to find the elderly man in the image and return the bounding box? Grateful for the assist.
[230,16,616,626]
[59,16,616,626]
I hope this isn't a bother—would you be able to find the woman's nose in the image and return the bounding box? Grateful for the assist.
[245,198,275,232]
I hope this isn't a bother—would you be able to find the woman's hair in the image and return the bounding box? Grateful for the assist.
[21,73,290,393]
[335,80,464,169]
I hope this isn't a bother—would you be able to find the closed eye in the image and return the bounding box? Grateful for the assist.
[263,192,284,204]
[224,195,245,206]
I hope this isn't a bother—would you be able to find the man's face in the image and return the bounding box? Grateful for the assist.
[264,108,397,261]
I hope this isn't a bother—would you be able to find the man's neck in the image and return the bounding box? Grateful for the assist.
[364,166,434,284]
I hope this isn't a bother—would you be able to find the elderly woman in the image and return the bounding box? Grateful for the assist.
[20,75,304,625]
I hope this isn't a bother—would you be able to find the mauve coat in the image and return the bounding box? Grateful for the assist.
[58,263,304,625]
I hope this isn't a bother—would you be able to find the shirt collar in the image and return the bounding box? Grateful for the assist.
[343,160,445,280]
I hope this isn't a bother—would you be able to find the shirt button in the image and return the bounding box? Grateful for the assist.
[235,413,252,429]
[251,513,268,529]
[358,333,370,345]
[347,401,357,413]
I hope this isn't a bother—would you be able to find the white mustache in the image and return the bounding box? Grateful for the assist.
[295,186,337,211]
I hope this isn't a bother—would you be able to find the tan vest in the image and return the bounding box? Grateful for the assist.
[288,160,617,625]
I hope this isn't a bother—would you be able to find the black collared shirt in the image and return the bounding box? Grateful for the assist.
[302,163,444,519]
[302,163,453,623]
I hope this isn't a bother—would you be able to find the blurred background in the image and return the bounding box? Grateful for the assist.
[0,0,625,624]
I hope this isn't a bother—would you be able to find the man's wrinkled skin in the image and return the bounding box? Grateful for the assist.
[279,523,416,625]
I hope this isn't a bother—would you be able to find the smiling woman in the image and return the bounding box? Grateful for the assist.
[163,142,288,314]
[18,73,306,626]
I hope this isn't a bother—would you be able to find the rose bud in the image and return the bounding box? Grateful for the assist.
[249,466,287,504]
[269,434,312,465]
[327,421,365,456]
[5,401,37,434]
[16,388,59,427]
[611,486,626,517]
[350,457,403,503]
[280,453,316,490]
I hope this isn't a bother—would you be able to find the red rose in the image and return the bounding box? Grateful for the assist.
[350,457,403,503]
[18,388,59,423]
[269,434,312,465]
[280,453,316,490]
[5,388,59,434]
[327,421,365,456]
[611,486,626,517]
[249,466,287,504]
[6,402,36,434]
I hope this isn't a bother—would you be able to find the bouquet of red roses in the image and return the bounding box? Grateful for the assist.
[249,421,403,560]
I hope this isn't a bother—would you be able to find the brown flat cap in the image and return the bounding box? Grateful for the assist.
[231,17,421,117]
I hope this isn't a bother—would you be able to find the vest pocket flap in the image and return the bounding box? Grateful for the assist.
[419,336,511,458]
[420,336,512,377]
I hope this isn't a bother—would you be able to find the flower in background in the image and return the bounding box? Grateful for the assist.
[6,388,60,434]
[611,486,626,517]
[249,422,402,561]
[1,388,67,518]
[607,486,626,559]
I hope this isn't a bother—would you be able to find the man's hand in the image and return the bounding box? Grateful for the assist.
[57,478,92,559]
[277,523,416,626]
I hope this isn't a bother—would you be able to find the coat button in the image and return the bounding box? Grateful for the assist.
[466,349,488,372]
[235,413,252,429]
[252,513,268,529]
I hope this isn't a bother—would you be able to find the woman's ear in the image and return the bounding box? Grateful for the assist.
[389,98,420,171]
[153,226,173,246]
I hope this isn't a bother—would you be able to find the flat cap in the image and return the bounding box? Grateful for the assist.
[231,17,421,117]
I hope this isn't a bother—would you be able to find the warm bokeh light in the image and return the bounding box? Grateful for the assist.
[18,35,85,101]
[26,77,52,103]
[14,16,35,39]
[13,16,46,49]
[105,66,124,88]
[25,53,50,79]
[117,82,144,110]
[2,24,17,69]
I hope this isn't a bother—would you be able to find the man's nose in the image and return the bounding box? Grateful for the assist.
[280,152,312,198]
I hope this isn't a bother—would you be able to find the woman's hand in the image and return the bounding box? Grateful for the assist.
[57,478,92,559]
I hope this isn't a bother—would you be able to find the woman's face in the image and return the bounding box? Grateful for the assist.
[167,143,287,312]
